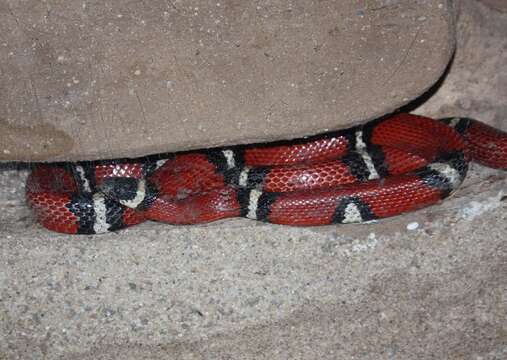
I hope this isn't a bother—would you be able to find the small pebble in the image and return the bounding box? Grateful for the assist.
[406,222,419,231]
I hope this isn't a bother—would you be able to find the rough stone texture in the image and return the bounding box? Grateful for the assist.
[414,0,507,131]
[1,0,506,359]
[1,164,506,359]
[477,0,507,12]
[0,0,455,161]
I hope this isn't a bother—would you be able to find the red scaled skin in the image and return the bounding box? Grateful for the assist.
[463,120,507,169]
[267,175,443,225]
[26,114,507,233]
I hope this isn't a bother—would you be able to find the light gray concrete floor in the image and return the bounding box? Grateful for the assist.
[1,163,506,359]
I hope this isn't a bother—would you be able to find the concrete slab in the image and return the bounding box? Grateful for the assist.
[1,161,506,359]
[0,0,454,161]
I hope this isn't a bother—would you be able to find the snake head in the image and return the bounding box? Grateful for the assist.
[99,177,158,209]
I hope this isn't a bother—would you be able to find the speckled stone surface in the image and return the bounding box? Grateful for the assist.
[0,0,454,161]
[1,163,506,359]
[1,1,507,359]
[478,0,507,12]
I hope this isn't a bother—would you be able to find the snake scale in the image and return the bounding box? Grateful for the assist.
[26,113,507,234]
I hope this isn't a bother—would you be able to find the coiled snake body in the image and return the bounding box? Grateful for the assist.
[26,114,507,234]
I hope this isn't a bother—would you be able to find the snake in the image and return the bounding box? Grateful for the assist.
[25,113,507,234]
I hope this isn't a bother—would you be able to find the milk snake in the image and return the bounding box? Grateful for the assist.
[26,113,507,234]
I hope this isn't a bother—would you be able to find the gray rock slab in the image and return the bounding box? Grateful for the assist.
[0,0,454,161]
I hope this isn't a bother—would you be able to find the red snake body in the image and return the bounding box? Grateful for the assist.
[26,114,507,234]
